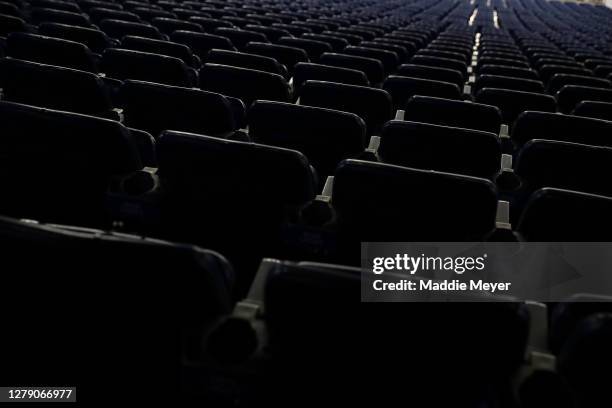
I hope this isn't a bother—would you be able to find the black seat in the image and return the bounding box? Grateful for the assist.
[132,7,176,22]
[299,80,392,135]
[303,33,349,52]
[379,120,501,179]
[404,96,502,133]
[0,101,141,226]
[539,64,593,83]
[214,27,268,51]
[151,17,202,35]
[410,55,467,79]
[100,19,164,41]
[30,7,91,27]
[205,49,287,78]
[188,16,234,31]
[0,215,234,402]
[38,22,115,54]
[383,76,461,109]
[244,24,291,43]
[88,7,141,25]
[319,52,384,84]
[6,32,97,72]
[572,100,612,121]
[0,13,27,36]
[342,45,399,74]
[101,48,195,87]
[200,63,290,108]
[397,64,464,88]
[0,57,115,118]
[248,100,366,180]
[474,74,545,93]
[477,56,530,69]
[517,188,612,241]
[475,88,557,126]
[292,62,369,96]
[557,85,612,114]
[120,35,199,67]
[332,159,498,242]
[244,42,308,74]
[156,130,316,293]
[548,74,611,95]
[277,37,332,62]
[478,64,540,80]
[514,140,612,220]
[417,48,467,63]
[119,80,237,138]
[512,111,612,149]
[171,30,235,61]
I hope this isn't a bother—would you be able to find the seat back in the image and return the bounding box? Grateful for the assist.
[121,35,197,67]
[171,30,235,60]
[379,120,501,179]
[244,41,309,74]
[383,75,461,109]
[474,74,545,93]
[397,63,464,88]
[38,22,114,54]
[319,52,384,84]
[292,62,369,96]
[205,48,286,78]
[475,88,556,126]
[557,85,612,114]
[572,100,612,121]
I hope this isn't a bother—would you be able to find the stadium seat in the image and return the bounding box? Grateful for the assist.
[0,13,27,37]
[292,62,369,96]
[120,35,199,67]
[474,74,545,94]
[396,63,464,88]
[0,101,142,226]
[276,37,332,62]
[6,32,98,72]
[119,80,237,138]
[572,100,612,121]
[378,120,501,179]
[151,17,202,35]
[478,64,540,80]
[0,57,115,119]
[248,100,366,180]
[548,74,611,95]
[30,7,91,27]
[512,111,612,149]
[188,16,234,31]
[517,188,612,241]
[475,88,557,126]
[410,54,467,79]
[319,52,384,84]
[199,63,290,107]
[557,85,612,114]
[214,27,268,50]
[245,24,291,43]
[342,45,399,74]
[244,41,308,74]
[88,8,141,25]
[38,22,116,54]
[171,30,235,61]
[300,80,392,135]
[205,48,287,78]
[539,64,593,83]
[383,75,462,109]
[404,96,502,133]
[100,19,165,41]
[331,159,498,243]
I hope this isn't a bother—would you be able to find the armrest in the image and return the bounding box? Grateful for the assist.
[319,175,334,201]
[358,136,381,161]
[300,176,335,226]
[496,200,511,230]
[501,153,513,171]
[394,109,405,120]
[525,301,549,353]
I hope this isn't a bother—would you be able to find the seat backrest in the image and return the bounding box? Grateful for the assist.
[410,55,467,79]
[548,74,611,95]
[539,64,593,83]
[171,30,235,60]
[319,52,384,84]
[383,75,461,109]
[474,74,545,93]
[478,64,540,80]
[0,57,113,116]
[39,22,114,54]
[248,100,366,178]
[199,63,290,108]
[119,79,236,138]
[99,18,164,41]
[515,139,612,198]
[292,62,369,96]
[517,188,612,241]
[512,111,612,148]
[151,17,202,35]
[572,100,612,121]
[332,159,498,241]
[244,41,309,74]
[120,35,197,67]
[101,48,194,87]
[88,7,141,24]
[7,32,97,72]
[404,95,502,133]
[299,80,392,135]
[342,45,399,74]
[379,120,501,179]
[0,101,141,224]
[475,87,557,126]
[397,63,464,88]
[205,48,286,78]
[214,27,267,50]
[0,13,27,36]
[557,85,612,114]
[30,7,91,27]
